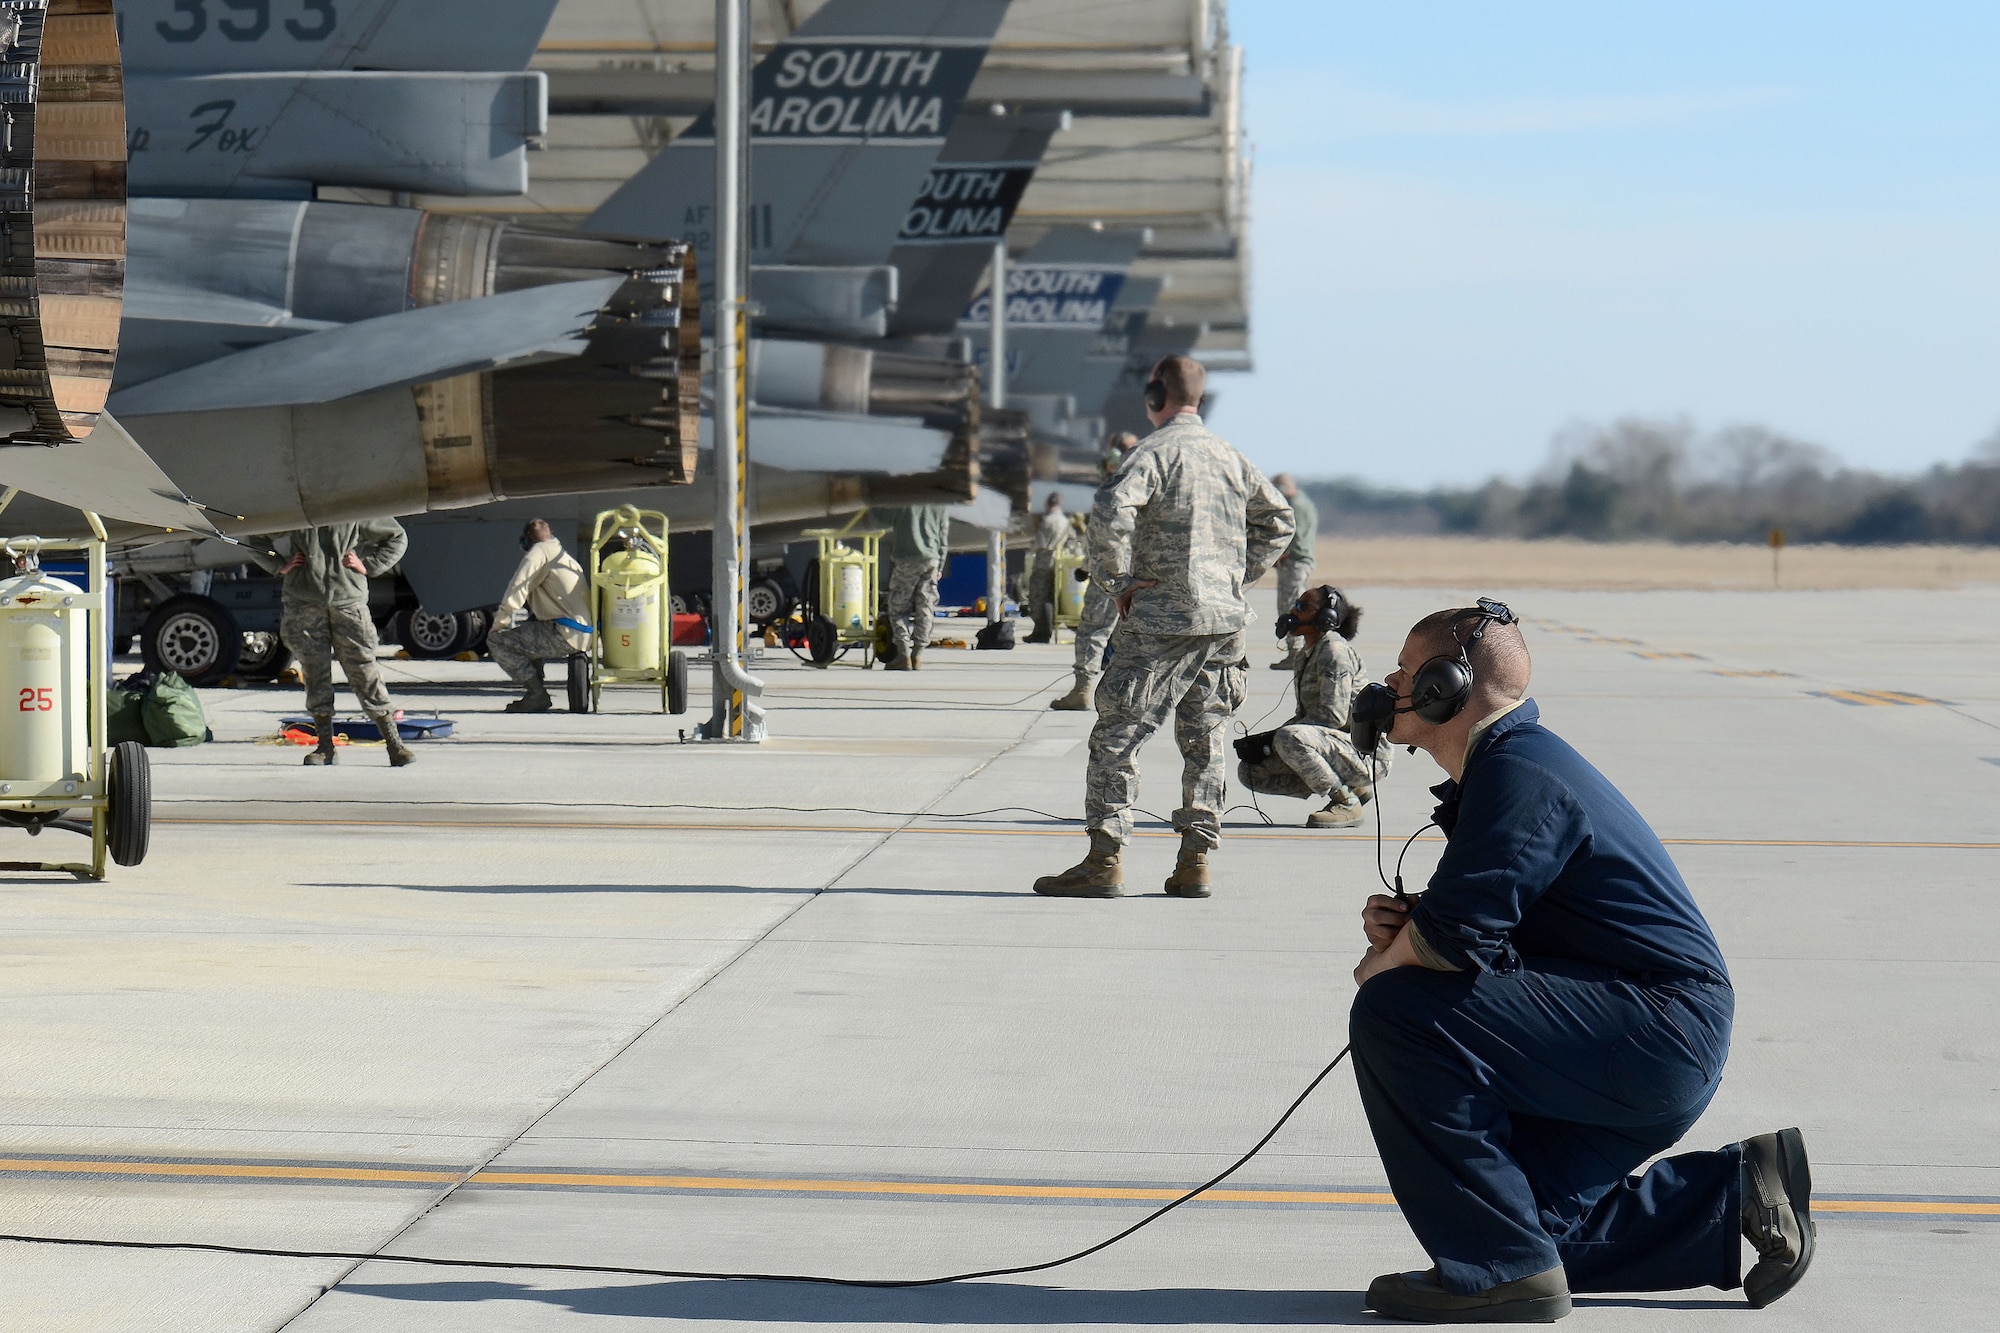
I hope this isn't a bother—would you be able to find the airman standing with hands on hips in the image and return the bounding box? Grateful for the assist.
[247,519,414,768]
[1033,355,1293,899]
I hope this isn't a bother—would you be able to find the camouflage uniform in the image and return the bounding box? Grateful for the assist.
[1274,489,1318,659]
[1238,631,1392,799]
[1070,580,1117,684]
[1084,412,1294,847]
[250,520,407,717]
[880,506,950,661]
[488,619,580,686]
[1024,507,1068,640]
[884,559,942,660]
[281,601,395,715]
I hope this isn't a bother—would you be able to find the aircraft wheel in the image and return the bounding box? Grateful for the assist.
[141,595,242,687]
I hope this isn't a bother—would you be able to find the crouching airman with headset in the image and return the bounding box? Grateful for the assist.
[1234,584,1392,827]
[1347,601,1813,1323]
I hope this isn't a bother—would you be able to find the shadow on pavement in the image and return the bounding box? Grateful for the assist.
[337,1279,1373,1324]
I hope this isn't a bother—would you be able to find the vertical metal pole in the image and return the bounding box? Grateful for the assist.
[985,241,1007,627]
[707,0,764,740]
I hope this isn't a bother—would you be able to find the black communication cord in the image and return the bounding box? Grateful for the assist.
[1369,754,1435,905]
[0,1046,1354,1288]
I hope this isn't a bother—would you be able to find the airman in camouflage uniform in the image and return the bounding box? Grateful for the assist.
[1035,358,1293,898]
[1050,437,1137,711]
[1237,585,1393,826]
[880,505,950,669]
[248,519,414,767]
[1271,474,1319,668]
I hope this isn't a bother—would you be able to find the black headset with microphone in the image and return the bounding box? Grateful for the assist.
[1406,597,1518,723]
[1274,584,1347,640]
[1351,597,1517,752]
[1144,374,1168,413]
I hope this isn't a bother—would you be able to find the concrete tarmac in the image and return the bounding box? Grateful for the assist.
[1,585,1995,1330]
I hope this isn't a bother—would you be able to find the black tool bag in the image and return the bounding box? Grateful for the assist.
[1233,729,1278,764]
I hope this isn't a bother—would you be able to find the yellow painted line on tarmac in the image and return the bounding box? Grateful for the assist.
[467,1172,1398,1206]
[0,1158,461,1184]
[3,1158,1992,1217]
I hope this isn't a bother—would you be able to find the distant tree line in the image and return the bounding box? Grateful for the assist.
[1303,418,2000,545]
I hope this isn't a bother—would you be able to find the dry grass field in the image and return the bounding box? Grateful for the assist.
[1287,536,2000,591]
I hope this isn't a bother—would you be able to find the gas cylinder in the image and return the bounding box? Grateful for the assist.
[1053,544,1087,622]
[823,543,869,631]
[599,546,664,671]
[0,570,88,782]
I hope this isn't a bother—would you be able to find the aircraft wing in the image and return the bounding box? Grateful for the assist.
[0,414,224,536]
[107,278,626,418]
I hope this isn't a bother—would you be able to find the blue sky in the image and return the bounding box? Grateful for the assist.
[1217,2,2000,487]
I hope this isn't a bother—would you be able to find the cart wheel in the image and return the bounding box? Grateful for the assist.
[807,616,838,666]
[107,740,151,868]
[566,653,591,714]
[666,650,689,715]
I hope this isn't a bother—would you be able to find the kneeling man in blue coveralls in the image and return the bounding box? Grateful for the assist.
[1350,601,1814,1323]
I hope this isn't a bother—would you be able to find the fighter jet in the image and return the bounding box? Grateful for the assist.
[0,0,1024,676]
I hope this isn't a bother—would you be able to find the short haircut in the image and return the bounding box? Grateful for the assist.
[1407,606,1532,699]
[522,518,550,536]
[1149,354,1206,410]
[1111,431,1139,449]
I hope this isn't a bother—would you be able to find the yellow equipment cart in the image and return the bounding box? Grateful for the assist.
[797,527,886,667]
[0,530,149,879]
[570,506,688,714]
[1051,516,1089,635]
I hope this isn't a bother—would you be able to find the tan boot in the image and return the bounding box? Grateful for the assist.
[371,713,416,767]
[884,654,914,672]
[1048,676,1093,711]
[301,712,337,766]
[1033,830,1123,897]
[1308,791,1365,828]
[1163,832,1212,898]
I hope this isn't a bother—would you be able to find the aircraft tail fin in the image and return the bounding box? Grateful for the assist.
[582,0,1011,277]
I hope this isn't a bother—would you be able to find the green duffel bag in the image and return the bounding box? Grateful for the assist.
[106,687,150,746]
[141,671,210,748]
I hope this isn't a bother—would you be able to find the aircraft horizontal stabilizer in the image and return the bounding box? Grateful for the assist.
[107,278,628,418]
[699,409,952,477]
[0,414,224,537]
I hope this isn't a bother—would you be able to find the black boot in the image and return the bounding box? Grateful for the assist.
[1741,1128,1814,1307]
[302,712,337,766]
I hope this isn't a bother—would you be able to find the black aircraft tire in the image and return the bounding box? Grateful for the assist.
[108,740,152,868]
[141,595,242,687]
[236,630,292,680]
[566,653,591,714]
[666,650,688,715]
[398,606,470,659]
